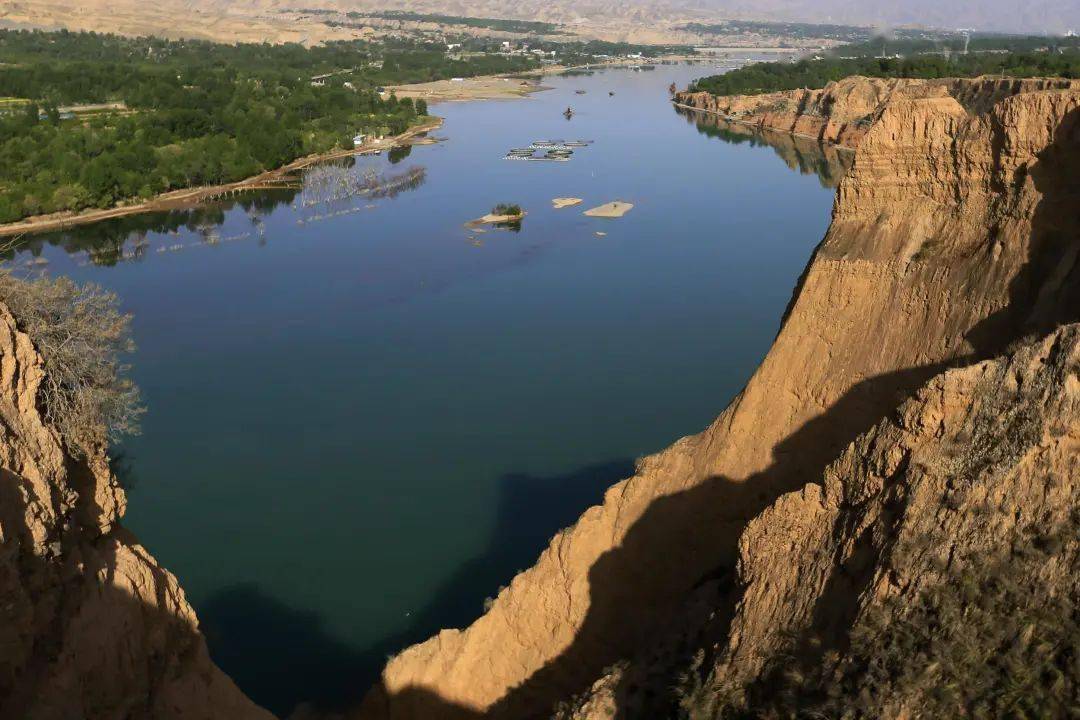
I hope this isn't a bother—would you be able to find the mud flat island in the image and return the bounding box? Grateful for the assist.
[387,76,549,102]
[584,201,634,217]
[465,211,527,227]
[552,197,584,208]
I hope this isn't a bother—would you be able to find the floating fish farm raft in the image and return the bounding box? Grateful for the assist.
[504,140,593,161]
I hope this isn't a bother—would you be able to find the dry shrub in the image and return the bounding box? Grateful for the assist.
[0,269,143,453]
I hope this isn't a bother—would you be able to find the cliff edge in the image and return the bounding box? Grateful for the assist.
[363,78,1080,718]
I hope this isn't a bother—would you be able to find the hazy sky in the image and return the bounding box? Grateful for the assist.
[710,0,1080,33]
[321,0,1080,34]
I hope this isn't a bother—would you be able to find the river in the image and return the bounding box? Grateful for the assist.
[10,61,848,715]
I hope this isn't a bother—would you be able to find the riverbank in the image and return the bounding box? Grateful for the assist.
[0,118,443,239]
[387,76,551,103]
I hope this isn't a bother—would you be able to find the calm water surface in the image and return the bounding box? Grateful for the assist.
[15,63,845,714]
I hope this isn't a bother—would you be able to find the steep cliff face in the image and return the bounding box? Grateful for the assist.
[565,323,1079,720]
[364,80,1080,718]
[674,76,1080,149]
[0,307,273,720]
[690,321,1080,718]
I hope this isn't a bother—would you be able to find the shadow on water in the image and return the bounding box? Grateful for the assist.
[674,106,854,189]
[197,460,633,717]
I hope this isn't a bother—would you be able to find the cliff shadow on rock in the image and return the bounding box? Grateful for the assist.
[484,360,955,720]
[198,461,632,717]
[967,105,1080,354]
[352,364,954,720]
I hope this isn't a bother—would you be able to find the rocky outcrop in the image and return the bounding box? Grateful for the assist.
[363,79,1080,718]
[0,307,273,720]
[674,75,1080,149]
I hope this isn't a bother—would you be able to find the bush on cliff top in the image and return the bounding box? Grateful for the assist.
[0,270,143,453]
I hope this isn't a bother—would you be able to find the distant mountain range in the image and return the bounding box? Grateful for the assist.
[282,0,1078,34]
[2,0,1077,43]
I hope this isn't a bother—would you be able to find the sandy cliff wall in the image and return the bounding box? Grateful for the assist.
[674,76,1080,149]
[363,79,1080,718]
[0,307,273,720]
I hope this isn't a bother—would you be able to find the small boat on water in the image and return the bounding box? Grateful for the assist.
[564,106,574,119]
[575,89,586,95]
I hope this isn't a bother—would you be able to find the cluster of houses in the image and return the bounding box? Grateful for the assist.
[496,41,557,59]
[353,132,387,148]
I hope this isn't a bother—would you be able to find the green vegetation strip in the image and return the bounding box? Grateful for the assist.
[688,35,1080,96]
[0,29,538,223]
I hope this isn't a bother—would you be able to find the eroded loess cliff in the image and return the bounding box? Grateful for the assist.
[0,307,273,720]
[363,79,1080,718]
[674,75,1080,149]
[688,320,1080,718]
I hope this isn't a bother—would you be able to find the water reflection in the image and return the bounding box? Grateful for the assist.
[296,163,427,224]
[387,144,413,164]
[4,191,294,267]
[3,158,428,268]
[675,106,853,189]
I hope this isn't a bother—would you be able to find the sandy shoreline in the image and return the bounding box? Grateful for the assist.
[0,118,443,238]
[388,76,551,103]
